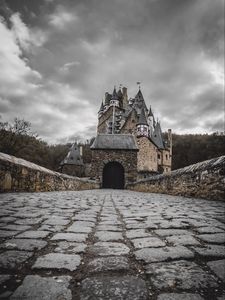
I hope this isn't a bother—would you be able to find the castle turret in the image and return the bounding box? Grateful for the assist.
[152,121,165,149]
[122,87,128,109]
[147,105,155,137]
[136,108,149,137]
[168,128,172,155]
[98,101,104,118]
[110,87,120,107]
[117,88,123,108]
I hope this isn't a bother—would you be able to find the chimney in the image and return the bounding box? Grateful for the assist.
[168,129,172,155]
[122,87,127,98]
[122,87,128,108]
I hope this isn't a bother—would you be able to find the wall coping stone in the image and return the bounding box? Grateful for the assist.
[131,155,225,184]
[0,152,99,192]
[0,152,95,184]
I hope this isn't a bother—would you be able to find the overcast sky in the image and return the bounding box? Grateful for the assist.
[0,0,224,144]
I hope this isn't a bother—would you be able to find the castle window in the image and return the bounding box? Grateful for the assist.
[158,154,160,159]
[166,154,168,160]
[132,119,135,123]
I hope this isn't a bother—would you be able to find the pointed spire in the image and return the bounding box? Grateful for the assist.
[98,100,104,113]
[148,105,154,117]
[135,89,144,101]
[112,86,118,100]
[104,92,111,106]
[117,88,123,98]
[138,108,148,125]
[152,121,165,149]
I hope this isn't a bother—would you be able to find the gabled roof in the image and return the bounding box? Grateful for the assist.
[90,134,138,150]
[60,143,84,165]
[151,122,165,149]
[137,108,148,125]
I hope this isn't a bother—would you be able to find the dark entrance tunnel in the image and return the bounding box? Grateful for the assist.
[102,162,125,189]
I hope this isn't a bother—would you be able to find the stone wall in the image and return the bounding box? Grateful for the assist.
[60,164,84,177]
[90,149,137,186]
[0,152,99,193]
[127,156,225,201]
[136,137,158,173]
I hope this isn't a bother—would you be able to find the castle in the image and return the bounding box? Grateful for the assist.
[61,85,172,188]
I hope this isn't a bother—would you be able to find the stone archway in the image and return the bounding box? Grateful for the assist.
[102,161,125,189]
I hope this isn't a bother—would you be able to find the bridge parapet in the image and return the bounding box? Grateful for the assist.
[0,152,100,192]
[127,156,225,201]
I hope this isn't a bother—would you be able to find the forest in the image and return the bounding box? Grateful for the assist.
[0,118,224,172]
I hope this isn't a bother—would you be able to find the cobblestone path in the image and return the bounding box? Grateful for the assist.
[0,190,224,300]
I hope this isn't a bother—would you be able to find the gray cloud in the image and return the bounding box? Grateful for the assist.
[0,0,224,143]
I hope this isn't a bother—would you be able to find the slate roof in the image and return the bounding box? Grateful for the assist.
[104,92,111,105]
[151,122,165,149]
[60,143,84,165]
[148,105,154,117]
[98,101,104,113]
[138,108,148,125]
[112,87,118,100]
[90,134,138,150]
[133,89,148,114]
[117,89,123,99]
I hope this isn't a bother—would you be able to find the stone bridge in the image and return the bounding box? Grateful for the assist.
[0,190,225,299]
[0,153,225,299]
[0,152,224,201]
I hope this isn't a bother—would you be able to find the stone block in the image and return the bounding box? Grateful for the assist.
[135,246,194,263]
[33,253,81,271]
[80,276,148,300]
[146,260,218,289]
[88,256,130,272]
[207,260,225,281]
[90,242,130,256]
[0,250,33,269]
[131,237,166,249]
[10,275,72,300]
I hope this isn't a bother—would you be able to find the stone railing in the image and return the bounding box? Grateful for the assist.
[0,152,100,193]
[127,156,225,201]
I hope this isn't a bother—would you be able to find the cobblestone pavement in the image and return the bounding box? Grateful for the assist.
[0,190,224,300]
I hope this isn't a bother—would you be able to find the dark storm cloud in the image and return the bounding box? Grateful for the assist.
[0,0,224,142]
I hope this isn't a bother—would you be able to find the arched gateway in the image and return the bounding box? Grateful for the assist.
[102,161,124,189]
[90,134,138,187]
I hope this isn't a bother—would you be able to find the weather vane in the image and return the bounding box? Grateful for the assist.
[137,82,141,90]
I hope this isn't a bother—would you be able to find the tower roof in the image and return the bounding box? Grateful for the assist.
[135,89,144,101]
[148,105,154,117]
[104,92,111,105]
[112,87,118,100]
[60,143,84,166]
[133,88,148,113]
[117,88,123,99]
[98,101,104,113]
[137,108,148,125]
[151,121,165,149]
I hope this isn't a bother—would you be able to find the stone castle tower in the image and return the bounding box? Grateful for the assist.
[96,86,172,179]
